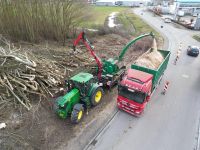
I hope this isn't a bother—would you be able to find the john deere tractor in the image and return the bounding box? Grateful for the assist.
[54,72,103,123]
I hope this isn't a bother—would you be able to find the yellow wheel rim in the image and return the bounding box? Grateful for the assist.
[78,111,83,120]
[95,91,102,103]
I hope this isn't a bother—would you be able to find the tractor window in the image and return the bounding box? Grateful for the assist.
[68,80,75,90]
[87,78,97,86]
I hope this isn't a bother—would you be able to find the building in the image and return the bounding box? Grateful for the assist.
[116,0,142,7]
[96,0,150,6]
[194,15,200,29]
[88,0,97,4]
[174,0,200,16]
[96,0,115,6]
[151,0,174,5]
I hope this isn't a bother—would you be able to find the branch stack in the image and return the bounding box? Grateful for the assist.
[0,36,67,111]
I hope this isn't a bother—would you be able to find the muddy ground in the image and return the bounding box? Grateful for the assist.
[0,25,163,150]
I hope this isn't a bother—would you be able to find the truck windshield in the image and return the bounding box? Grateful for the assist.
[118,85,146,104]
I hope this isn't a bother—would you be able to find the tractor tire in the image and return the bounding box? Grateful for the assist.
[90,87,104,106]
[71,104,84,124]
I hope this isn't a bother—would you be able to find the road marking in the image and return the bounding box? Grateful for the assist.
[84,110,119,150]
[195,114,200,150]
[182,74,189,78]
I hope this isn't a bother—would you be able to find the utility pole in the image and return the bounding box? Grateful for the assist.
[173,2,180,20]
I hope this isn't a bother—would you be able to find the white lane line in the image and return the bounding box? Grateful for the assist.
[182,74,189,78]
[196,114,200,150]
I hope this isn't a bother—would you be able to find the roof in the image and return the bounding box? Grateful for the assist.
[176,0,200,3]
[127,69,153,83]
[70,72,93,83]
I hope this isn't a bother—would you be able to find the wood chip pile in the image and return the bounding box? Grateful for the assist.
[135,38,164,70]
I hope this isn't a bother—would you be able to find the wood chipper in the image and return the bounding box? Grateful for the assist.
[72,32,125,88]
[73,32,155,88]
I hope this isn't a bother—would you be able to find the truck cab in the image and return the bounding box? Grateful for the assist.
[117,68,153,116]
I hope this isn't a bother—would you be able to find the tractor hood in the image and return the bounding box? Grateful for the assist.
[57,88,80,107]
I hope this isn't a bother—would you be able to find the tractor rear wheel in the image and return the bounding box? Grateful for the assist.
[71,104,84,124]
[90,87,104,106]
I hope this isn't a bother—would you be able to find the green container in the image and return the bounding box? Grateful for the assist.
[131,49,171,92]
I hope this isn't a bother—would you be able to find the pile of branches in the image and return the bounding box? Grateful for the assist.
[0,36,67,111]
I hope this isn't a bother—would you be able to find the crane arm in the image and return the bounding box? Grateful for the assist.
[73,32,103,80]
[118,32,155,61]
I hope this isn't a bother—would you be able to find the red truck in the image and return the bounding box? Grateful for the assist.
[117,49,170,116]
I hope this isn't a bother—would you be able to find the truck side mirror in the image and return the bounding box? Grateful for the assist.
[146,95,150,102]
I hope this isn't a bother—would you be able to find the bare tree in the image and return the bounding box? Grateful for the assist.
[0,0,90,43]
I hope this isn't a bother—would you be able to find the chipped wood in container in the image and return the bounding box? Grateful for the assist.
[135,38,164,70]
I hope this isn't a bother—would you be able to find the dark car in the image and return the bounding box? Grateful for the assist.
[187,46,199,57]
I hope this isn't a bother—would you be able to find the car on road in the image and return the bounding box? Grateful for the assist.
[164,18,172,23]
[187,46,199,57]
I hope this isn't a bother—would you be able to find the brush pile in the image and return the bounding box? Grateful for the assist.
[0,37,96,111]
[0,36,69,111]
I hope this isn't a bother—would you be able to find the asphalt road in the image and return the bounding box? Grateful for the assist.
[85,8,200,150]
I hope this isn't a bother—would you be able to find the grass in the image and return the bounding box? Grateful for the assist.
[118,12,160,36]
[116,11,162,45]
[79,6,163,46]
[193,34,200,42]
[81,6,128,27]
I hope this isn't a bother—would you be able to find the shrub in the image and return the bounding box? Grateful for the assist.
[0,0,89,43]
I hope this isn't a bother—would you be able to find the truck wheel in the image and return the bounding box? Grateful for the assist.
[71,104,84,124]
[90,87,104,106]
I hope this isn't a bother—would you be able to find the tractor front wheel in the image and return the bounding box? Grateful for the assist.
[71,104,84,124]
[90,87,104,106]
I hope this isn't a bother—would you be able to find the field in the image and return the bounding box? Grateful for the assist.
[81,6,128,27]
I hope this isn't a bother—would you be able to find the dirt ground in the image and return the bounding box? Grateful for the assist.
[0,26,163,150]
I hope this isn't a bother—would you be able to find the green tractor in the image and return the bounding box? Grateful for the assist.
[54,72,103,123]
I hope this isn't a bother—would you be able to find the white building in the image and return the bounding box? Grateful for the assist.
[116,0,140,7]
[96,0,150,6]
[174,0,200,16]
[96,0,116,6]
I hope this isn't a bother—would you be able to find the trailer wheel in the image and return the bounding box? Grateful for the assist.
[90,87,104,106]
[71,104,84,124]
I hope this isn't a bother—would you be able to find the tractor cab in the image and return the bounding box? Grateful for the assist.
[67,72,97,96]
